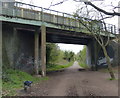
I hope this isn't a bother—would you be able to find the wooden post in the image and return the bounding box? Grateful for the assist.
[41,25,46,77]
[34,30,39,75]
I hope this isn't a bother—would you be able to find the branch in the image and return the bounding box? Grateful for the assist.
[94,35,102,46]
[78,16,103,46]
[48,0,68,9]
[99,16,114,21]
[84,2,120,16]
[105,34,110,46]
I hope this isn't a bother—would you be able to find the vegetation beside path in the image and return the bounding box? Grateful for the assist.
[2,61,74,96]
[46,61,74,72]
[77,46,89,69]
[2,69,48,96]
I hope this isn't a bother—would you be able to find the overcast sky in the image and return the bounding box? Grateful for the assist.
[15,0,119,54]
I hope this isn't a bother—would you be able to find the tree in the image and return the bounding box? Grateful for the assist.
[63,51,75,62]
[69,51,75,61]
[74,11,116,79]
[47,0,119,79]
[73,0,120,79]
[46,43,60,64]
[83,1,120,16]
[77,46,86,63]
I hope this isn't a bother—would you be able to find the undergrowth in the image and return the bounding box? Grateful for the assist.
[46,61,74,72]
[2,61,74,96]
[78,62,89,69]
[2,69,48,96]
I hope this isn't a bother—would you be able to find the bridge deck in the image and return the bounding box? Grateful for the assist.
[0,2,117,36]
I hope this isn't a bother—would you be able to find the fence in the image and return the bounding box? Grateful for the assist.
[1,1,117,34]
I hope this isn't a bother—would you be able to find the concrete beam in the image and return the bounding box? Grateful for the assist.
[41,25,46,77]
[34,30,39,75]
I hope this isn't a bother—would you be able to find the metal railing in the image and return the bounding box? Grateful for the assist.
[1,1,118,34]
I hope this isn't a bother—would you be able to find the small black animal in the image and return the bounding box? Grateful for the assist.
[24,81,33,91]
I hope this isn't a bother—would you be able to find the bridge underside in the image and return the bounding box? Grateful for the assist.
[46,28,92,45]
[2,21,98,76]
[3,21,92,45]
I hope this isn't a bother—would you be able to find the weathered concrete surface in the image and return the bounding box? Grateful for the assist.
[2,23,35,74]
[118,1,120,33]
[41,25,46,76]
[86,40,101,70]
[110,40,120,66]
[34,29,40,75]
[2,21,119,75]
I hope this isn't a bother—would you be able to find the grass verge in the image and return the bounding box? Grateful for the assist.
[46,61,74,72]
[2,69,48,96]
[107,78,118,81]
[78,62,89,69]
[99,67,118,73]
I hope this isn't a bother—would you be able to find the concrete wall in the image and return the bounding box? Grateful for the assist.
[2,23,36,74]
[118,1,120,33]
[110,40,120,66]
[3,22,119,75]
[86,40,101,70]
[95,40,119,68]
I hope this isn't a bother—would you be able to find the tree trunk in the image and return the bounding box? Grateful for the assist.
[102,46,115,79]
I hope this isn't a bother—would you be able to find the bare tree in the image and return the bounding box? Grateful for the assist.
[83,1,120,16]
[73,0,120,80]
[74,5,116,79]
[48,0,68,9]
[46,0,118,79]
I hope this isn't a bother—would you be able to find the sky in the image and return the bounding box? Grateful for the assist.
[57,43,83,54]
[15,0,120,54]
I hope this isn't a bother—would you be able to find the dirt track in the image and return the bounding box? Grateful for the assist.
[19,61,118,96]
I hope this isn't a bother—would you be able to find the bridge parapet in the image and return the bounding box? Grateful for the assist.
[1,1,118,35]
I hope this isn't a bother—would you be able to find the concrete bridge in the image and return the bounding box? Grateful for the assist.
[1,1,117,76]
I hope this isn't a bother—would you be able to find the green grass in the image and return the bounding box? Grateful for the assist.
[46,61,74,72]
[2,69,48,96]
[99,68,118,73]
[78,62,89,69]
[2,61,74,96]
[107,78,118,81]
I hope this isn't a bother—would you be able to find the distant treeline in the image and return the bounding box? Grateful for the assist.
[46,43,75,65]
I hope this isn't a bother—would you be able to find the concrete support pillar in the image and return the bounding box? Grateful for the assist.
[93,40,102,70]
[87,40,101,70]
[41,25,46,77]
[86,42,91,67]
[13,28,17,69]
[34,30,39,75]
[92,40,99,71]
[94,41,98,70]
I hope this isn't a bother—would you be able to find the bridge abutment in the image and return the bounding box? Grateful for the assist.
[86,41,92,67]
[2,23,46,76]
[86,39,101,70]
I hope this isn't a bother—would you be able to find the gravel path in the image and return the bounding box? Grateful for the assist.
[19,61,118,96]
